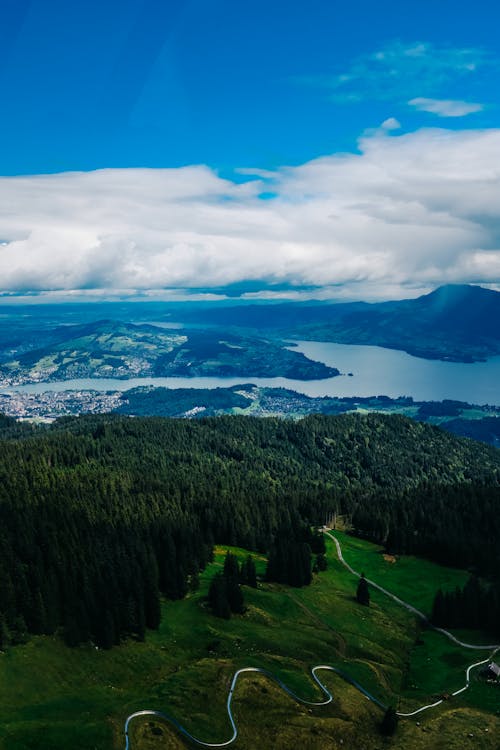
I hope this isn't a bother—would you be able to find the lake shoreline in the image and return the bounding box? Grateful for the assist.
[2,341,500,406]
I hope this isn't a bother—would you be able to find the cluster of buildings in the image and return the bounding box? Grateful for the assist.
[0,389,123,421]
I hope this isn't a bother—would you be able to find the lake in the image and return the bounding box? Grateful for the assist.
[4,341,500,405]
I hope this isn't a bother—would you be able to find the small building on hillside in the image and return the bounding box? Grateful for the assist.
[486,661,500,681]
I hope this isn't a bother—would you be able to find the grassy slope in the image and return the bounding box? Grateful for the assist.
[331,531,469,614]
[0,538,498,750]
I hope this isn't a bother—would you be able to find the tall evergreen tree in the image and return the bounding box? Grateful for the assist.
[223,552,239,580]
[240,556,257,588]
[356,574,370,606]
[96,609,116,650]
[208,573,231,619]
[380,706,398,736]
[226,577,245,614]
[10,615,28,646]
[0,615,10,650]
[431,589,446,626]
[315,553,327,572]
[143,559,161,630]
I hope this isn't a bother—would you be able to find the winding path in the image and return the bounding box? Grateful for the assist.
[124,532,499,747]
[325,530,500,651]
[124,664,384,749]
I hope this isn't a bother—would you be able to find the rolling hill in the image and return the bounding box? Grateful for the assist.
[0,320,338,384]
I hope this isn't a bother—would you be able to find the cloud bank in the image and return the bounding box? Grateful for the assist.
[1,126,500,301]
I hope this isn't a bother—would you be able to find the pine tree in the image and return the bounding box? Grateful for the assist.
[96,609,116,649]
[136,599,146,642]
[309,528,326,554]
[43,571,60,635]
[266,538,288,584]
[208,573,231,619]
[144,578,161,630]
[431,588,446,626]
[188,569,200,592]
[299,542,312,586]
[223,552,245,613]
[10,614,29,645]
[227,577,245,614]
[356,574,370,606]
[0,568,16,626]
[380,706,398,736]
[30,590,47,635]
[223,552,239,580]
[315,553,327,572]
[0,615,10,650]
[240,556,257,588]
[63,613,83,648]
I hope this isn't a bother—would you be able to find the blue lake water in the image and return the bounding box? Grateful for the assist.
[292,341,500,404]
[4,341,500,405]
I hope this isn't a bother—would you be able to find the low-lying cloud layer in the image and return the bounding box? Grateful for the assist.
[1,126,500,301]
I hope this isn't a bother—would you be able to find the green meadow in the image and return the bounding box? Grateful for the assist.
[0,535,498,750]
[330,531,470,614]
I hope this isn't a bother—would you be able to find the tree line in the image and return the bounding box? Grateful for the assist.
[351,483,500,579]
[432,576,500,638]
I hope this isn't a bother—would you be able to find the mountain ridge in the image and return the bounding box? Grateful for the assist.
[179,284,500,362]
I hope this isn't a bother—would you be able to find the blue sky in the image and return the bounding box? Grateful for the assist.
[1,0,500,301]
[1,0,499,175]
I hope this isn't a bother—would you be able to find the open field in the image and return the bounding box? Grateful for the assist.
[330,531,471,615]
[0,536,498,750]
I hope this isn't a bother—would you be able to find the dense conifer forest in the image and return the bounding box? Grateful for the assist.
[0,412,499,648]
[431,575,500,637]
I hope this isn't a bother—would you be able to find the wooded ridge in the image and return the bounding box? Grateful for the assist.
[0,412,499,649]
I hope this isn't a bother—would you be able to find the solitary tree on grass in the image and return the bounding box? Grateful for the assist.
[380,706,398,736]
[356,573,370,606]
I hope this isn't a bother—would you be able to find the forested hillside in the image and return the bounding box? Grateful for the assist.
[1,412,499,649]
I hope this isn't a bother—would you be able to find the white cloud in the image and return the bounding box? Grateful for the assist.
[381,118,401,131]
[409,97,484,117]
[1,127,500,301]
[300,41,488,104]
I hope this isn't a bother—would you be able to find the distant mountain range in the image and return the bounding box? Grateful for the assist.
[179,284,500,362]
[0,285,499,389]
